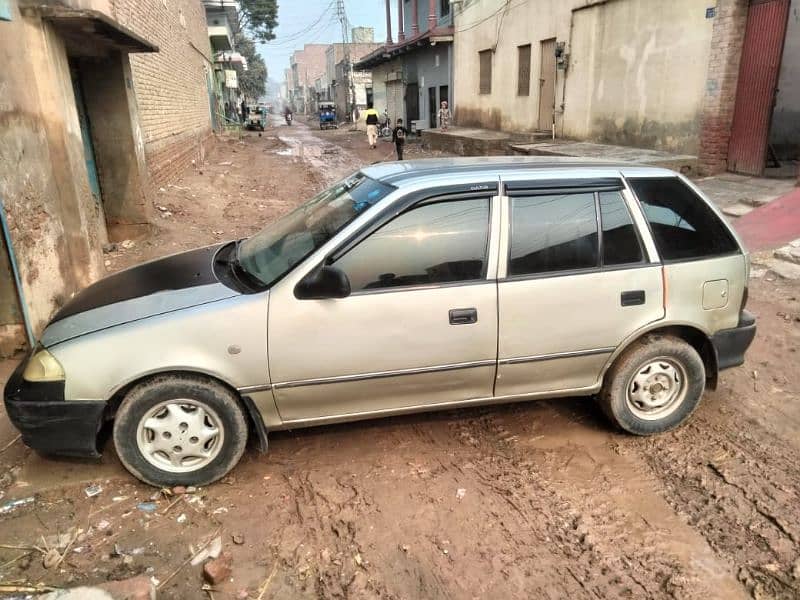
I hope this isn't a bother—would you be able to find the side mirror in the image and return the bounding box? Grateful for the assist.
[294,265,351,300]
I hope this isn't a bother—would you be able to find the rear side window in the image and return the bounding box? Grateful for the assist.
[509,193,599,275]
[599,191,643,265]
[629,177,739,261]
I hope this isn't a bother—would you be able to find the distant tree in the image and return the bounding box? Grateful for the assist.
[238,0,279,43]
[234,33,268,100]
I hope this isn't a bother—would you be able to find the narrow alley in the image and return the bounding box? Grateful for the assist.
[0,117,799,600]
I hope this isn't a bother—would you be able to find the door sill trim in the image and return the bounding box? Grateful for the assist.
[271,384,600,430]
[273,359,497,390]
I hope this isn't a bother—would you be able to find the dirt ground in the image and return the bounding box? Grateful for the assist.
[1,118,799,600]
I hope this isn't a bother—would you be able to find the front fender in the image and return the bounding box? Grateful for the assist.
[50,293,271,401]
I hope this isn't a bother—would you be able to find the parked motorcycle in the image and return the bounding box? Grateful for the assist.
[285,113,293,126]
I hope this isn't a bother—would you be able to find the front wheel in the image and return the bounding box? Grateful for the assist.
[113,375,248,487]
[599,335,705,435]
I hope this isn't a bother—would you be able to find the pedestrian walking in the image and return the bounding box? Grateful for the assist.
[438,101,451,131]
[240,99,248,123]
[364,103,379,149]
[392,119,408,160]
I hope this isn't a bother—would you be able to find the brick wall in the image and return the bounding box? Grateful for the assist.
[698,0,750,175]
[112,0,214,187]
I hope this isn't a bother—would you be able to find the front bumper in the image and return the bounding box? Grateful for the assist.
[3,355,105,457]
[712,310,757,371]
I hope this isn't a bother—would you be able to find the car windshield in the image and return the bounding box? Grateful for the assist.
[237,173,394,287]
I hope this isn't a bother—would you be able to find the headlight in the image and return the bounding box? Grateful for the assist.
[23,349,65,382]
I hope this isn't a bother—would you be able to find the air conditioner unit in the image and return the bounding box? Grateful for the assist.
[386,71,402,82]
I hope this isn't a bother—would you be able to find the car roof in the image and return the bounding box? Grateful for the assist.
[360,157,677,186]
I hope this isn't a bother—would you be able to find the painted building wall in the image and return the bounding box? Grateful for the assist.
[564,0,714,154]
[0,0,107,347]
[112,0,215,186]
[770,0,799,158]
[454,0,715,154]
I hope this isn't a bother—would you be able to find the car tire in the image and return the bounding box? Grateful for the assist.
[113,374,248,487]
[599,334,705,435]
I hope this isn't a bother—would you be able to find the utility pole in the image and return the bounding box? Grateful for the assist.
[335,0,356,124]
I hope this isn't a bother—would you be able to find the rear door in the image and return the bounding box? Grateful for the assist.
[496,178,665,396]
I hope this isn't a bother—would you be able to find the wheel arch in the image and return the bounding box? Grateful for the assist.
[102,369,269,453]
[601,322,719,390]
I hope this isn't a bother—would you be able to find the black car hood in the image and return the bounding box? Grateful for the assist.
[42,244,240,346]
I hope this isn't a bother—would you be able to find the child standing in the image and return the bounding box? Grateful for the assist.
[392,118,408,160]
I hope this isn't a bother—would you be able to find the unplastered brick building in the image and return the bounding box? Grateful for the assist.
[114,0,216,186]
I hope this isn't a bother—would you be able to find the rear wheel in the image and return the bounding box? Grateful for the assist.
[599,335,705,435]
[113,375,248,487]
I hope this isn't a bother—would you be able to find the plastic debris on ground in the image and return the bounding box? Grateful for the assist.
[0,496,35,515]
[84,483,103,498]
[190,536,222,566]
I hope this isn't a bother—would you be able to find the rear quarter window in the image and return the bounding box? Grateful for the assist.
[628,177,740,261]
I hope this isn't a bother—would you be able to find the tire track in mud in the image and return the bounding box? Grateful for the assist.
[635,407,800,600]
[448,406,748,599]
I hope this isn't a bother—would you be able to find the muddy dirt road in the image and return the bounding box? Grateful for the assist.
[1,119,799,599]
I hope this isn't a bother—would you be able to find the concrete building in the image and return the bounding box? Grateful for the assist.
[324,35,382,119]
[354,0,454,131]
[203,0,244,126]
[290,44,328,114]
[0,0,214,357]
[451,0,798,175]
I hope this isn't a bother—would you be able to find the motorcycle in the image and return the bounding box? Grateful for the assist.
[285,113,293,126]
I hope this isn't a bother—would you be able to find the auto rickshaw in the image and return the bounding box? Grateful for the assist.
[319,102,337,130]
[245,105,266,131]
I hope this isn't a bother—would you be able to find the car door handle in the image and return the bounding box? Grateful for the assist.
[449,308,478,325]
[621,290,646,306]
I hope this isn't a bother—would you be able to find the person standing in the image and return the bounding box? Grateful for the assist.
[364,103,380,149]
[241,99,248,123]
[438,100,451,131]
[392,118,408,160]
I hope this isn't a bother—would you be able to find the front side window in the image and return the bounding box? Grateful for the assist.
[335,198,491,292]
[629,177,739,261]
[238,173,394,287]
[509,193,599,276]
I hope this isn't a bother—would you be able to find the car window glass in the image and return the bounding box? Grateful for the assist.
[599,191,643,265]
[629,177,739,261]
[509,193,599,276]
[335,198,490,292]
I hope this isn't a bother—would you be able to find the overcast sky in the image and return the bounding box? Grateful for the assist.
[258,0,389,83]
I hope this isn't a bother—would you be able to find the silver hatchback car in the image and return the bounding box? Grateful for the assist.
[5,158,756,486]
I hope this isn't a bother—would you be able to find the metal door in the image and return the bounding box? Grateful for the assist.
[728,0,791,175]
[406,83,419,122]
[70,67,102,203]
[538,38,556,131]
[428,86,437,128]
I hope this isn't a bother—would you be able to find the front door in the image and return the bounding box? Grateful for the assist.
[406,83,420,123]
[69,64,102,204]
[428,86,437,128]
[538,38,556,131]
[496,183,664,396]
[727,0,791,175]
[268,190,499,423]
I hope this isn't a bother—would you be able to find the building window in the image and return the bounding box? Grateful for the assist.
[517,44,531,96]
[441,0,450,17]
[479,50,492,95]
